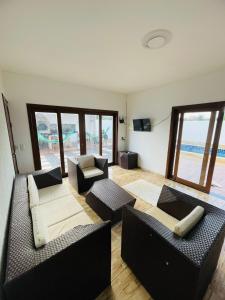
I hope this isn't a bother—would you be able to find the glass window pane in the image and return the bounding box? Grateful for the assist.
[61,113,80,172]
[35,112,60,170]
[177,111,214,185]
[85,114,99,155]
[102,115,113,163]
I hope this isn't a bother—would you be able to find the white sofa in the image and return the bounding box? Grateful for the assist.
[28,175,93,248]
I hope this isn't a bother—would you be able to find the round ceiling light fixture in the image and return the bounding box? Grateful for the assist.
[142,29,172,49]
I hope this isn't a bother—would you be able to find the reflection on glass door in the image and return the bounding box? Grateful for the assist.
[61,113,80,172]
[102,115,113,163]
[85,114,100,155]
[35,112,60,170]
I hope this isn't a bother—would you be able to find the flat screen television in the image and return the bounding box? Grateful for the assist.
[133,118,151,132]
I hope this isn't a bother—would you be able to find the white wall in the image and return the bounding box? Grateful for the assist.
[4,67,225,178]
[0,69,15,286]
[2,71,127,173]
[127,68,225,175]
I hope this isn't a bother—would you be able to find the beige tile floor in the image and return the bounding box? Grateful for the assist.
[65,166,225,300]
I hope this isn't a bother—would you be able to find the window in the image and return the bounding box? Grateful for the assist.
[27,104,118,176]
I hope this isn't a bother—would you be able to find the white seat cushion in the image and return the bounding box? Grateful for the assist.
[38,184,71,205]
[31,206,49,248]
[39,194,84,226]
[48,211,93,241]
[174,206,204,237]
[28,175,40,208]
[77,155,95,169]
[82,167,104,179]
[146,206,179,231]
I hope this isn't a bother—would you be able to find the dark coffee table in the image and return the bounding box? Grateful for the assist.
[86,179,136,225]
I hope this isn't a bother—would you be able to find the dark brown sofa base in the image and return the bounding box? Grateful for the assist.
[3,171,111,300]
[4,223,111,300]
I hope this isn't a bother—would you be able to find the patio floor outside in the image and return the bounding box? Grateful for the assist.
[178,152,225,199]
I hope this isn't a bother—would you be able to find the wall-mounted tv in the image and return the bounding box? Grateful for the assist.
[133,118,151,132]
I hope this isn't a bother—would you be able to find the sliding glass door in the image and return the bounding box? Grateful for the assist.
[61,113,80,172]
[27,104,118,176]
[102,115,114,163]
[174,111,216,187]
[85,114,100,156]
[84,114,114,163]
[35,112,61,170]
[166,103,224,193]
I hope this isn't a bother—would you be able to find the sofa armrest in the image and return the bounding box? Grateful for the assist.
[32,167,62,189]
[37,222,110,264]
[4,222,111,300]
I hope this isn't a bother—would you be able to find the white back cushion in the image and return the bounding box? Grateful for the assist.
[31,206,49,248]
[174,206,204,237]
[77,155,95,169]
[28,175,39,208]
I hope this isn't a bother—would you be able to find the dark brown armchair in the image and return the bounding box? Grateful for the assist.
[121,185,225,300]
[68,155,108,193]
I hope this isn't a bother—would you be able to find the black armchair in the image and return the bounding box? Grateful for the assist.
[68,156,108,193]
[121,185,225,300]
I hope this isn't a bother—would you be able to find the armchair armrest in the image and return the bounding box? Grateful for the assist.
[67,158,84,191]
[95,157,108,171]
[32,167,62,189]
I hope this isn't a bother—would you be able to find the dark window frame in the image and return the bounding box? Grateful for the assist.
[27,103,118,176]
[166,101,225,193]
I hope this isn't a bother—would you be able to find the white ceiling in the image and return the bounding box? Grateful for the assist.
[1,0,225,93]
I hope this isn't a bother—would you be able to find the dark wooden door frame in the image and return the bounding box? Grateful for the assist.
[99,115,102,156]
[166,101,225,193]
[2,94,19,174]
[57,112,65,174]
[27,103,118,176]
[173,112,184,177]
